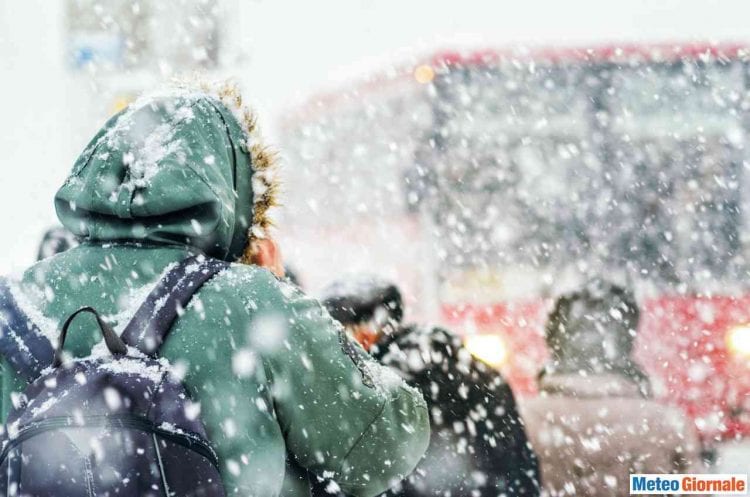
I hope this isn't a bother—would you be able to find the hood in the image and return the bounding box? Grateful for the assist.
[55,82,277,261]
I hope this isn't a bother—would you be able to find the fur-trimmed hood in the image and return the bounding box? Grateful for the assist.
[55,81,278,262]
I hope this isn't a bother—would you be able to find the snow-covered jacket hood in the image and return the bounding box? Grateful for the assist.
[55,82,277,262]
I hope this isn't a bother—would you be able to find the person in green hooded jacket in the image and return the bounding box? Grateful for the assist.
[0,81,429,496]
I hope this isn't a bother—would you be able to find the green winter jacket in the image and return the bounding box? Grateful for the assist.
[0,89,429,496]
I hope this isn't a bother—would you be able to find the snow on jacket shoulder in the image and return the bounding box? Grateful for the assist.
[2,247,429,497]
[520,373,703,497]
[236,266,431,496]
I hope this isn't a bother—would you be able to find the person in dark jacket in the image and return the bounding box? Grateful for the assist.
[321,275,541,497]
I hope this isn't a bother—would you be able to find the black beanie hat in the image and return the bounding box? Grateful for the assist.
[321,275,403,327]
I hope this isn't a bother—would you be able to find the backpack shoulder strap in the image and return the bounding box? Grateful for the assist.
[0,279,56,381]
[120,255,230,356]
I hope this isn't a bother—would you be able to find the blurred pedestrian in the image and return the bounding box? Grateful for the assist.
[521,280,703,497]
[321,275,541,497]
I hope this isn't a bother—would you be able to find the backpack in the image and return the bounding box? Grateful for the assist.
[0,254,229,497]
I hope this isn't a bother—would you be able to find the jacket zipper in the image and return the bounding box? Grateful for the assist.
[0,415,219,469]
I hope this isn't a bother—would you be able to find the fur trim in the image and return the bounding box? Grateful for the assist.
[169,78,279,260]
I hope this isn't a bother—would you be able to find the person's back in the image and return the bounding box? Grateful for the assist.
[0,83,429,496]
[522,280,701,497]
[374,324,540,496]
[521,374,700,497]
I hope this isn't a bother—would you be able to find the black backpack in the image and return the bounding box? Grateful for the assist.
[0,254,229,497]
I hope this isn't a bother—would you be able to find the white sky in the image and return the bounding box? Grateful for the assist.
[1,0,749,274]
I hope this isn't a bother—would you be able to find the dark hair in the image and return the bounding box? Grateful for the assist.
[37,226,78,261]
[321,276,403,328]
[542,279,651,396]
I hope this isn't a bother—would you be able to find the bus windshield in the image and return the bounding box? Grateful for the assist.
[423,59,749,295]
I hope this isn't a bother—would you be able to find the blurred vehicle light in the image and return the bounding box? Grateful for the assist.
[111,95,131,114]
[727,324,750,359]
[414,64,435,84]
[464,334,508,368]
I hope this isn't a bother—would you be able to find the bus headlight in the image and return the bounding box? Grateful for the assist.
[464,334,508,368]
[414,64,435,84]
[726,324,750,359]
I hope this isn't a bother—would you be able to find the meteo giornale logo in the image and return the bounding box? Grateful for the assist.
[630,474,748,495]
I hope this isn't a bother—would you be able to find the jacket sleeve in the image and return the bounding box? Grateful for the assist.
[260,278,430,497]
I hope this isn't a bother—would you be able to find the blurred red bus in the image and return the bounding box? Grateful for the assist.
[279,43,750,449]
